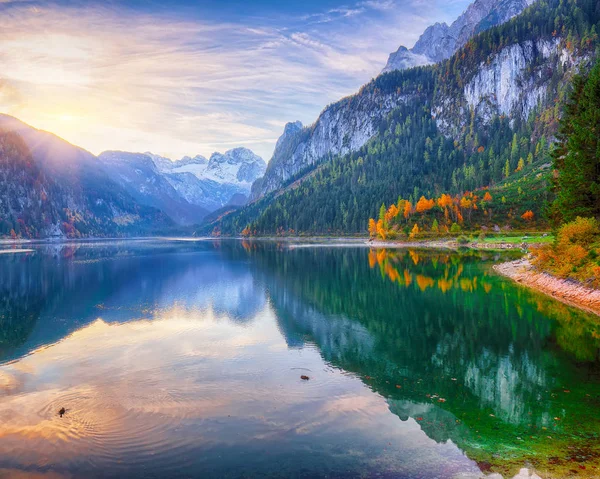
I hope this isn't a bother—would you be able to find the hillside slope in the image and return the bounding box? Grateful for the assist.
[208,0,599,236]
[0,116,171,238]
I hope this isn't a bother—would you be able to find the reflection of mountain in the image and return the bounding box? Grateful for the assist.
[238,244,600,470]
[0,241,265,363]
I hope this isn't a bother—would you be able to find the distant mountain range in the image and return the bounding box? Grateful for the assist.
[0,114,172,238]
[0,114,265,238]
[98,148,265,225]
[1,0,598,239]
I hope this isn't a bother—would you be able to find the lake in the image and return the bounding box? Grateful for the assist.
[0,239,599,479]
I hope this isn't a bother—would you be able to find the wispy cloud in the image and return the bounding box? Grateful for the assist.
[0,0,470,160]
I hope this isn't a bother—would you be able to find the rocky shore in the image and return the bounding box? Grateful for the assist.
[494,258,600,316]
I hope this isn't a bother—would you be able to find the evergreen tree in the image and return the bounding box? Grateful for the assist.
[551,62,600,223]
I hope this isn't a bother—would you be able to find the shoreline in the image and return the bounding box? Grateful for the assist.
[494,258,600,317]
[367,239,532,250]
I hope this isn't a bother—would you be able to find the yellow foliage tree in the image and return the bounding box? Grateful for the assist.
[409,223,420,239]
[416,196,435,213]
[368,218,377,237]
[385,204,399,222]
[403,201,413,219]
[376,219,387,240]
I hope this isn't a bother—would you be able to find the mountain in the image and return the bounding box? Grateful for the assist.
[208,0,599,235]
[382,0,535,73]
[99,147,266,222]
[249,0,540,203]
[97,151,209,226]
[0,115,172,238]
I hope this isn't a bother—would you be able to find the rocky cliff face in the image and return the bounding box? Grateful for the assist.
[251,35,582,202]
[434,38,581,136]
[251,90,409,199]
[382,0,535,73]
[250,0,544,202]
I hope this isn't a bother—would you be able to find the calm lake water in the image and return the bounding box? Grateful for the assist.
[0,240,599,479]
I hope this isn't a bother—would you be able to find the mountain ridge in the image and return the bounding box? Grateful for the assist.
[382,0,535,73]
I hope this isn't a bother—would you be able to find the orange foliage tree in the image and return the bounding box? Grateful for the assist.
[521,210,534,222]
[415,196,435,213]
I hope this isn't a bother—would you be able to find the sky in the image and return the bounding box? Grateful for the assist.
[0,0,471,161]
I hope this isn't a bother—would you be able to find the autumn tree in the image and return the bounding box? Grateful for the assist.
[368,218,377,237]
[385,204,399,223]
[415,196,435,213]
[403,201,413,219]
[376,219,387,240]
[409,223,420,239]
[521,210,534,222]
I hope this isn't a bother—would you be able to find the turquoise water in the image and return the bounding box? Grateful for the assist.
[0,240,598,478]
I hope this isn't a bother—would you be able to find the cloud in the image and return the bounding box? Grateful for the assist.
[0,0,471,161]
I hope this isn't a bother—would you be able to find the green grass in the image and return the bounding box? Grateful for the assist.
[481,233,554,244]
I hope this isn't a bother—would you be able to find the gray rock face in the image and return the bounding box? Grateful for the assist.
[433,38,581,136]
[251,90,408,200]
[249,0,542,203]
[205,147,266,184]
[382,0,535,73]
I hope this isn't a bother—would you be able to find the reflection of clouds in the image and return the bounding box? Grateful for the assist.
[0,243,267,363]
[0,313,479,478]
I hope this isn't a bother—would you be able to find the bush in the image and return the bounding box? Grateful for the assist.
[556,217,599,248]
[450,223,462,233]
[532,217,600,287]
[456,235,470,245]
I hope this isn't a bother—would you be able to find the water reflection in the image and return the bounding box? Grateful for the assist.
[0,240,598,478]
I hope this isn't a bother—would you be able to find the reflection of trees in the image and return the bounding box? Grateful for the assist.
[240,243,600,469]
[373,248,600,363]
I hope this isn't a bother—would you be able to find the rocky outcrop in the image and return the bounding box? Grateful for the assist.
[252,36,583,201]
[434,38,581,136]
[382,0,535,73]
[251,91,410,199]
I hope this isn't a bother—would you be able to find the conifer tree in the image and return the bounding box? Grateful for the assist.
[551,62,600,223]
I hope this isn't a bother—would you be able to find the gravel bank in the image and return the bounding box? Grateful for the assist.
[494,258,600,316]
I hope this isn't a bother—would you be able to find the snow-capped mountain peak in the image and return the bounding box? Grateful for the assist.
[98,147,266,223]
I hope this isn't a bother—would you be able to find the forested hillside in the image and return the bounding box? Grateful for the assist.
[207,0,600,237]
[0,119,172,239]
